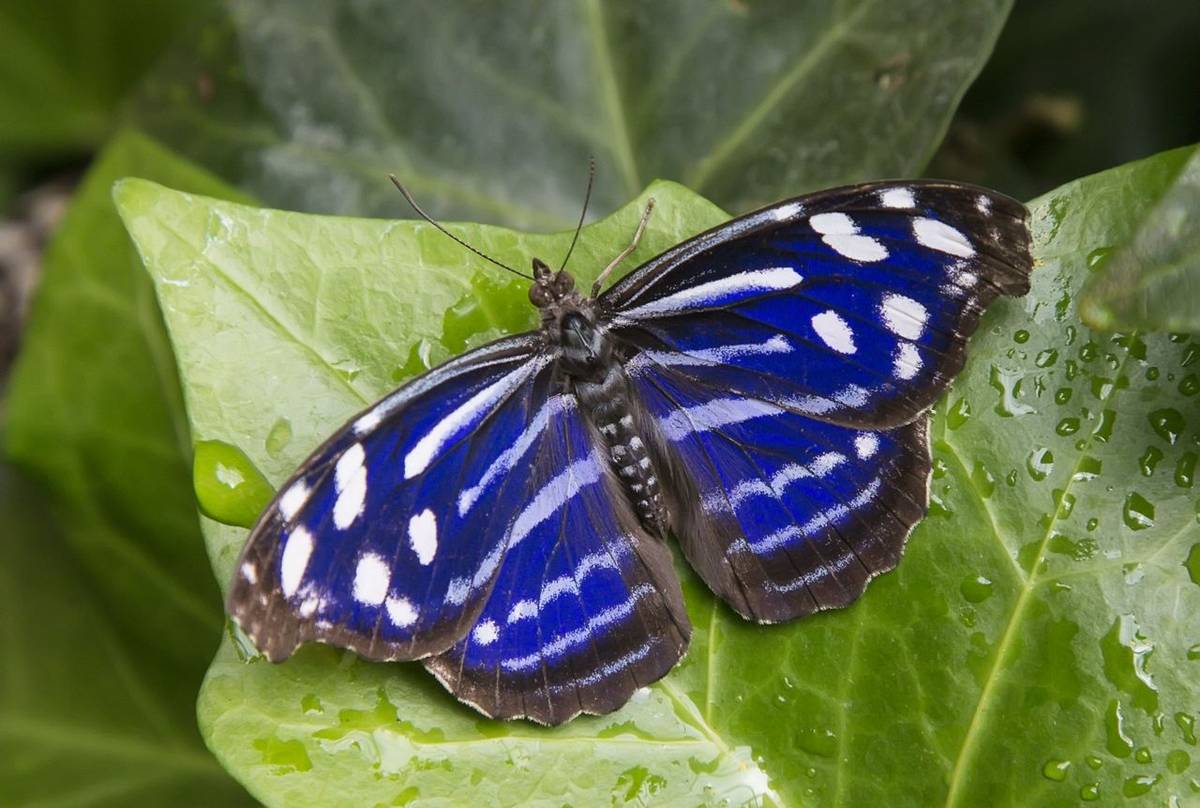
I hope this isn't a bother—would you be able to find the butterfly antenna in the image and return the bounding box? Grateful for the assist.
[388,175,533,281]
[558,157,595,272]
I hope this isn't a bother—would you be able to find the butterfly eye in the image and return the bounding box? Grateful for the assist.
[551,270,575,296]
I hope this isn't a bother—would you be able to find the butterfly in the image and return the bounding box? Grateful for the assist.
[228,177,1032,725]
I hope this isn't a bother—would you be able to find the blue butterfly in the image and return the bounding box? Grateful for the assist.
[228,179,1031,725]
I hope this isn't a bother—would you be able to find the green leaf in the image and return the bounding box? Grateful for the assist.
[4,129,253,680]
[0,1,214,160]
[0,463,254,805]
[121,147,1200,805]
[1079,148,1200,332]
[132,0,1013,226]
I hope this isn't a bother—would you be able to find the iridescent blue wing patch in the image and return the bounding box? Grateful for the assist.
[228,334,560,663]
[424,395,690,725]
[629,361,928,622]
[601,181,1031,428]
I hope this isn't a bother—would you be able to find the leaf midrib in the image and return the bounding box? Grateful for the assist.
[940,340,1139,808]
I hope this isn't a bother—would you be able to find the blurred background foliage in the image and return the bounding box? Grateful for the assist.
[0,0,1197,804]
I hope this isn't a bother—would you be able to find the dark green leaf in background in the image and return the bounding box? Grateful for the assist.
[2,130,257,805]
[0,464,252,806]
[119,143,1200,806]
[0,0,215,210]
[131,0,1014,227]
[1079,148,1200,333]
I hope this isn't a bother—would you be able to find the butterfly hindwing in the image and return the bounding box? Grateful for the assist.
[228,334,560,663]
[602,180,1032,429]
[629,361,929,622]
[424,395,691,725]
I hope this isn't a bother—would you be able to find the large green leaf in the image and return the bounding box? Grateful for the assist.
[119,145,1200,806]
[132,0,1013,227]
[0,464,254,805]
[1079,148,1200,333]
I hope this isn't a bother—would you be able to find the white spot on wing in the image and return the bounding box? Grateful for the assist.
[615,267,803,321]
[279,527,313,598]
[352,552,390,605]
[854,433,880,459]
[386,596,418,627]
[240,562,258,584]
[507,600,537,623]
[809,212,888,262]
[913,217,975,257]
[408,509,438,565]
[353,408,382,435]
[976,195,992,215]
[333,443,368,530]
[880,294,928,340]
[278,480,310,521]
[894,343,922,380]
[472,619,499,646]
[879,187,916,208]
[404,359,547,480]
[811,310,857,354]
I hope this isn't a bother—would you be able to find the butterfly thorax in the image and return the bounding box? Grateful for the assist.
[529,258,670,538]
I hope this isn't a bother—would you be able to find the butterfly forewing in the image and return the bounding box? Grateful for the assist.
[228,334,559,663]
[601,181,1031,429]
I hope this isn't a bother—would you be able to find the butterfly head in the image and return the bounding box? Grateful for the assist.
[529,257,580,309]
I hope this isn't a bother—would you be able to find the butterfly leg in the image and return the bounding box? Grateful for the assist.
[590,197,656,298]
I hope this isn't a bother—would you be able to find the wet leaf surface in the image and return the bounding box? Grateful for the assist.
[120,144,1200,805]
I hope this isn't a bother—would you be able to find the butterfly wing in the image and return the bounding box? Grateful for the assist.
[601,181,1032,429]
[424,394,691,725]
[602,180,1031,620]
[631,361,929,622]
[228,333,562,663]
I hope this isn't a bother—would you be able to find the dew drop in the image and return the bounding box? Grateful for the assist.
[1041,759,1071,781]
[1123,493,1156,531]
[1087,518,1099,532]
[1085,754,1103,770]
[1180,374,1200,396]
[1135,746,1152,763]
[1148,408,1186,445]
[971,461,996,499]
[947,397,972,430]
[193,440,275,528]
[1013,329,1030,344]
[265,417,292,458]
[1087,245,1114,269]
[1065,358,1080,380]
[1186,544,1200,586]
[932,457,949,479]
[1140,446,1165,477]
[1073,456,1103,481]
[1188,644,1200,661]
[1105,700,1134,757]
[1168,749,1191,774]
[1056,417,1081,436]
[1176,452,1197,488]
[990,365,1036,416]
[960,575,994,603]
[1101,615,1159,715]
[1122,774,1160,798]
[1035,348,1058,368]
[1093,409,1116,443]
[1027,448,1054,481]
[1177,711,1198,745]
[1079,783,1100,801]
[1054,386,1073,405]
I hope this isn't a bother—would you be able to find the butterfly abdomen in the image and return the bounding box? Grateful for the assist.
[570,352,670,539]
